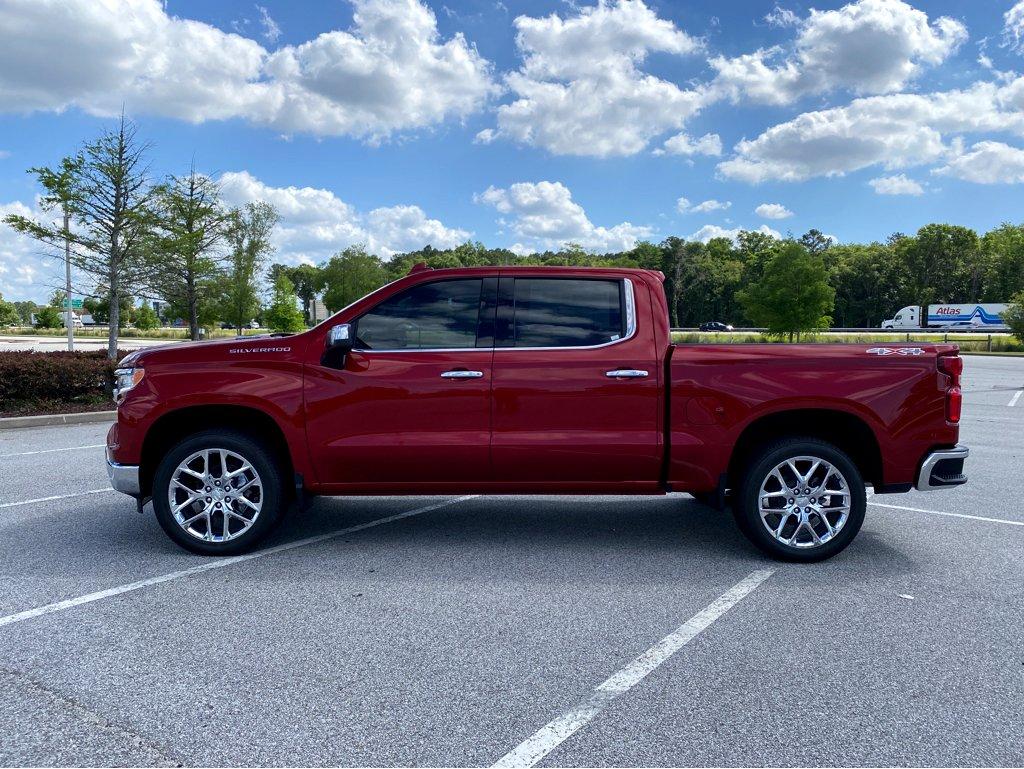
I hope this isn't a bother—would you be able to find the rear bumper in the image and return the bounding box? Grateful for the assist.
[915,445,969,491]
[107,452,141,497]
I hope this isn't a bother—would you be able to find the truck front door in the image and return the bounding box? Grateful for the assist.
[305,277,496,489]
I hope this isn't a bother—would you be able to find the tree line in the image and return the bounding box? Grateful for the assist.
[4,117,1024,356]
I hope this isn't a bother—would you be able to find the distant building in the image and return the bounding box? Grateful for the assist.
[310,298,329,324]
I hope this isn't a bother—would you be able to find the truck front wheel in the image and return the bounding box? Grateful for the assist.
[734,438,866,562]
[152,430,285,555]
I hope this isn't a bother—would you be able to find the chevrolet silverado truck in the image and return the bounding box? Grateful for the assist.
[106,266,968,561]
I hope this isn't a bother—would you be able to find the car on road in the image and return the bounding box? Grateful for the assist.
[106,265,968,561]
[699,321,733,332]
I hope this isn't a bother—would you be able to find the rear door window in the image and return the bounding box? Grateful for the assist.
[506,278,625,348]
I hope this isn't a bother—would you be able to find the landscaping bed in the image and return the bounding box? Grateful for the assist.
[0,350,125,417]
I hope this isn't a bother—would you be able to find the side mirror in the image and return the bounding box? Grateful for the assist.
[322,323,354,368]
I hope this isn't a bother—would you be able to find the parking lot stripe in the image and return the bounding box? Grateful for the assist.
[0,495,477,629]
[1009,390,1022,407]
[0,444,105,458]
[0,488,114,509]
[491,569,774,769]
[869,501,1024,527]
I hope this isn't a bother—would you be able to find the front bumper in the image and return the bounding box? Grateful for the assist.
[107,456,141,497]
[915,445,969,491]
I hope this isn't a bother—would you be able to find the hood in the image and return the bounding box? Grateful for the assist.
[123,333,304,367]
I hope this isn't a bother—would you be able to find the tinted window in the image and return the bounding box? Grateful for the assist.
[356,279,482,350]
[511,278,624,348]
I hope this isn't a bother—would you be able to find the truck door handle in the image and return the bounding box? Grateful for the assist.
[441,370,484,379]
[605,369,649,378]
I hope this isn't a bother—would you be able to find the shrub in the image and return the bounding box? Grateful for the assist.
[34,305,62,328]
[1005,292,1024,345]
[0,350,129,414]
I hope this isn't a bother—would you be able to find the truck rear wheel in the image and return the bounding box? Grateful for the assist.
[152,430,284,555]
[734,438,866,562]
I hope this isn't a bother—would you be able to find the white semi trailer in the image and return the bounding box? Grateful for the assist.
[881,303,1011,329]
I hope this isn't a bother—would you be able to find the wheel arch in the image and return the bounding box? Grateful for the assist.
[139,405,295,499]
[726,408,883,491]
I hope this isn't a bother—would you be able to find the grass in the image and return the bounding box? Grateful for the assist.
[670,331,1024,354]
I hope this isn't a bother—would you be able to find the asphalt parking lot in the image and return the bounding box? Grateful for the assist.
[0,355,1021,767]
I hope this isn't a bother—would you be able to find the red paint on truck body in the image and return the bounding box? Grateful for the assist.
[109,266,959,498]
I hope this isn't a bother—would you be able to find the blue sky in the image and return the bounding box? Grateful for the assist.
[2,0,1024,301]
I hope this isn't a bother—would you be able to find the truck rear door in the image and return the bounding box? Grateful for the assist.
[489,275,662,489]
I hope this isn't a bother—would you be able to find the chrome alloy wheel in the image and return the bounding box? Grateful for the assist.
[167,448,263,543]
[758,455,851,549]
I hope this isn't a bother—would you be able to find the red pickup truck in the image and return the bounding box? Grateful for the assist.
[106,266,968,561]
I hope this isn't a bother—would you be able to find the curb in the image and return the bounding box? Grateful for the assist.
[0,411,117,430]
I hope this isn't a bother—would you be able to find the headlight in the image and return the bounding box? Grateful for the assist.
[113,367,145,403]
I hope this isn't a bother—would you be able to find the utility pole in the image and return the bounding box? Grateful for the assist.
[64,204,73,352]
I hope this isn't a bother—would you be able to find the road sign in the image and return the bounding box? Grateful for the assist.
[63,299,83,309]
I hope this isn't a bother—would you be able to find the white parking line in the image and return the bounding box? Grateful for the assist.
[869,501,1024,527]
[0,495,478,629]
[1009,390,1022,407]
[0,488,114,509]
[0,444,105,458]
[492,569,774,768]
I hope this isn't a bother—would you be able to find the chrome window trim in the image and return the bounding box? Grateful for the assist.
[350,277,637,354]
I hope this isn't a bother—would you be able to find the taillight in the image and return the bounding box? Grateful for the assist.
[938,355,963,379]
[938,354,962,423]
[947,386,962,422]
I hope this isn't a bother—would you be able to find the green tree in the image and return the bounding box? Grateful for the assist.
[1004,291,1024,344]
[143,168,232,340]
[980,223,1024,301]
[737,241,835,341]
[320,245,389,312]
[3,116,154,357]
[134,301,159,331]
[34,305,62,328]
[13,301,35,325]
[0,294,20,326]
[220,202,279,331]
[264,274,306,332]
[269,262,322,324]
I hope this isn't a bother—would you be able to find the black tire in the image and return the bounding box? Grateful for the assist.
[152,430,285,555]
[733,437,866,562]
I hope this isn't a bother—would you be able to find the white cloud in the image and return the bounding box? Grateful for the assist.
[711,0,967,105]
[476,181,652,251]
[755,202,794,219]
[718,76,1024,183]
[0,150,9,159]
[677,197,731,214]
[765,6,800,28]
[257,5,281,44]
[0,200,57,302]
[868,173,924,194]
[1004,1,1024,53]
[934,140,1024,183]
[218,171,470,261]
[659,132,722,157]
[0,0,497,141]
[487,0,706,157]
[688,224,782,243]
